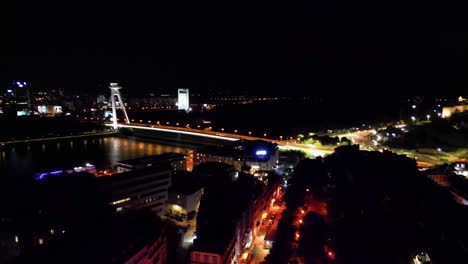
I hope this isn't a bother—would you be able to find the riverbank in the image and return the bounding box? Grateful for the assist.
[0,130,117,146]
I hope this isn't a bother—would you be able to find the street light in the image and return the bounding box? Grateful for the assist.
[295,231,300,240]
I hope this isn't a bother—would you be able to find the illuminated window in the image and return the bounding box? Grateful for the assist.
[116,207,123,212]
[50,229,55,235]
[38,238,44,245]
[111,197,131,205]
[14,235,19,243]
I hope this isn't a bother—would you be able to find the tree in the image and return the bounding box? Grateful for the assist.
[340,137,351,145]
[280,149,309,165]
[298,212,328,262]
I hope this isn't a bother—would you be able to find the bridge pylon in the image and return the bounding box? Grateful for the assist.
[109,83,130,129]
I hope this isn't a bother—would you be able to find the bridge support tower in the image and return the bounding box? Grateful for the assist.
[109,83,130,129]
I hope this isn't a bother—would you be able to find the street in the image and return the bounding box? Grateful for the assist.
[250,196,287,264]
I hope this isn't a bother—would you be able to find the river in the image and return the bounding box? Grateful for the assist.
[0,137,193,179]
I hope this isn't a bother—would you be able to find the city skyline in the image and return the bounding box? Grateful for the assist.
[3,2,468,264]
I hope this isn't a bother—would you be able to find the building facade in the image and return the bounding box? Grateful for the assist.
[166,188,203,222]
[190,174,280,264]
[442,105,468,118]
[178,88,190,111]
[1,81,31,116]
[191,238,236,264]
[99,166,172,215]
[194,140,279,173]
[125,232,167,264]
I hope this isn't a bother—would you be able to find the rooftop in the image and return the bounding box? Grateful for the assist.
[170,171,202,195]
[194,173,261,254]
[98,164,172,185]
[116,152,186,167]
[192,236,233,255]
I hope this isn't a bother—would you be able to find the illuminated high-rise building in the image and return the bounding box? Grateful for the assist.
[1,81,31,116]
[177,88,189,111]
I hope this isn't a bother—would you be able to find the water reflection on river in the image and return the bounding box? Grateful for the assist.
[0,137,194,179]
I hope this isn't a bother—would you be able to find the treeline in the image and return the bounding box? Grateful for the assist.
[266,146,468,263]
[384,118,468,150]
[0,116,107,141]
[326,146,468,263]
[304,134,351,146]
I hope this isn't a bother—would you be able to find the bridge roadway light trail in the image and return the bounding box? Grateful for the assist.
[105,123,333,157]
[106,123,239,141]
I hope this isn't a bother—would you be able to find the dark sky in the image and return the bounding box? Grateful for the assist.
[3,1,467,95]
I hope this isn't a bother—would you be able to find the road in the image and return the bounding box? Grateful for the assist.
[250,196,287,264]
[107,122,442,168]
[333,127,442,168]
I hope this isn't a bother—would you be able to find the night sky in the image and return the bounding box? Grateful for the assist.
[4,1,467,95]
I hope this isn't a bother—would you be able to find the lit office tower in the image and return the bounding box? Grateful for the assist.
[2,81,31,116]
[177,88,189,111]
